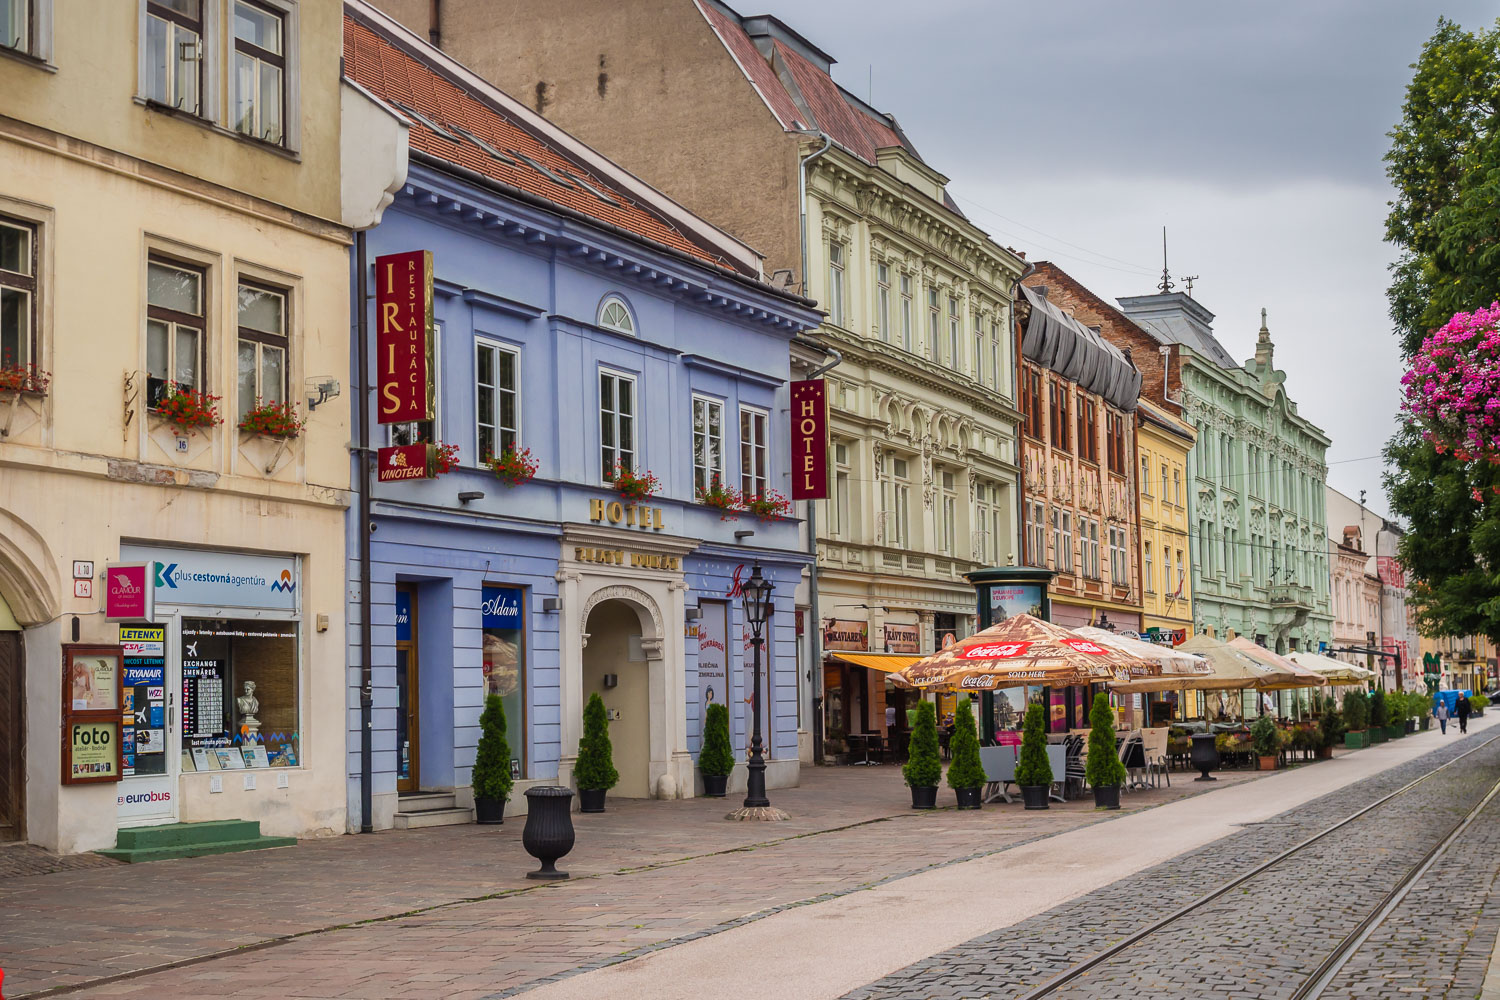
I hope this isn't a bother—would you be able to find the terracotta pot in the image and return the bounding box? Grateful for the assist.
[1316,745,1334,760]
[1092,784,1121,810]
[475,796,506,825]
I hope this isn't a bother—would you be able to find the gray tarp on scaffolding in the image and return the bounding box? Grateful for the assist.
[1020,284,1142,411]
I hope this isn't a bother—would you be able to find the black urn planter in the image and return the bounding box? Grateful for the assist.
[1093,784,1122,810]
[578,787,607,813]
[1190,732,1219,781]
[701,773,729,798]
[910,785,938,810]
[1020,784,1049,810]
[954,786,982,810]
[475,796,506,825]
[522,786,575,880]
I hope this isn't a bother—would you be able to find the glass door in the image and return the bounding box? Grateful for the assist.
[396,586,419,793]
[117,613,180,826]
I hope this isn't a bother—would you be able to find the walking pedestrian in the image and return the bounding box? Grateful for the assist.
[1435,697,1449,735]
[1457,692,1472,734]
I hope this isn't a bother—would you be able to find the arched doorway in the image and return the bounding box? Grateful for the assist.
[582,600,652,798]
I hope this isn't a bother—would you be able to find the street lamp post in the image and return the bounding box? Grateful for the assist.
[741,563,773,809]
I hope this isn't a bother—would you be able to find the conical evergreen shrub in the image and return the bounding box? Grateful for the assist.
[902,701,941,788]
[945,698,985,789]
[1342,689,1368,731]
[1369,688,1389,728]
[1015,702,1052,787]
[698,702,734,778]
[472,693,514,803]
[576,692,619,791]
[1084,693,1126,788]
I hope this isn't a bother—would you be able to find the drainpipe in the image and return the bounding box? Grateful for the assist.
[356,230,374,834]
[428,0,441,48]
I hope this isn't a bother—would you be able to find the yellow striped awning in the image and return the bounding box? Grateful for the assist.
[829,652,924,674]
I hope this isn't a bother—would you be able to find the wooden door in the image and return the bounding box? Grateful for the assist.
[396,586,419,793]
[0,632,23,841]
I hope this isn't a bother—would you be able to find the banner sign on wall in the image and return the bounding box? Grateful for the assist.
[823,619,868,652]
[119,545,299,613]
[697,601,728,732]
[883,623,919,654]
[375,250,436,425]
[377,444,435,482]
[105,564,153,622]
[790,379,828,500]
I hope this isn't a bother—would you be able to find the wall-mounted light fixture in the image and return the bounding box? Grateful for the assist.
[542,597,562,613]
[685,606,702,621]
[458,491,485,505]
[734,529,755,541]
[305,376,342,411]
[602,673,619,689]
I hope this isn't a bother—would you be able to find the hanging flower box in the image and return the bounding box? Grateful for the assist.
[0,363,50,396]
[237,399,305,439]
[741,489,791,521]
[695,475,740,519]
[488,446,538,486]
[432,442,461,475]
[606,463,659,502]
[153,385,222,433]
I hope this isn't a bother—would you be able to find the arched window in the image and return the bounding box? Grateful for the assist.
[597,295,635,336]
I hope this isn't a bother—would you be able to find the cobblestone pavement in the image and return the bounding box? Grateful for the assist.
[0,761,1267,999]
[0,843,121,880]
[842,728,1500,1000]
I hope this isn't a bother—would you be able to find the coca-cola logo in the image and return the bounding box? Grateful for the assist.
[962,641,1031,660]
[958,675,997,689]
[1060,638,1108,655]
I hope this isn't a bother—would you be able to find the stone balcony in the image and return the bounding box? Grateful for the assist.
[1269,583,1316,610]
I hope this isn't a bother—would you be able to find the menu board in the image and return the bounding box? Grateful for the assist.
[119,626,167,777]
[61,644,125,785]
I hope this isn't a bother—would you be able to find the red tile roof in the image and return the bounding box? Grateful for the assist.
[698,3,805,130]
[343,13,724,267]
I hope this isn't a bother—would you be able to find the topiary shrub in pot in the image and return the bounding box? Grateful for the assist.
[1016,702,1054,809]
[1085,694,1126,809]
[903,700,941,809]
[1318,707,1343,759]
[1342,690,1370,748]
[1369,689,1389,743]
[576,693,619,812]
[698,702,734,797]
[945,698,986,809]
[472,693,514,823]
[1251,713,1280,770]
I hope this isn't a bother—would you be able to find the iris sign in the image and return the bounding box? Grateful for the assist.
[375,250,435,425]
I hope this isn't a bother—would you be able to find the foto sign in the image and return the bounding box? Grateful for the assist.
[105,564,152,621]
[790,379,828,500]
[375,250,435,425]
[377,444,434,482]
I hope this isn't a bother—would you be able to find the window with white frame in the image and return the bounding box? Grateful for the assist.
[938,469,956,554]
[899,273,913,351]
[476,338,519,463]
[599,368,635,480]
[972,312,983,380]
[691,395,724,496]
[947,295,960,370]
[232,0,285,144]
[927,288,941,363]
[739,405,768,499]
[597,295,634,335]
[1060,510,1074,574]
[0,215,36,372]
[1162,463,1170,503]
[1174,548,1184,594]
[1141,455,1151,495]
[830,440,850,538]
[1173,468,1181,505]
[1144,540,1154,592]
[2,0,42,58]
[389,324,441,446]
[146,255,205,408]
[1110,526,1128,586]
[236,280,287,420]
[885,457,910,547]
[876,263,890,342]
[1164,546,1173,598]
[989,318,1002,390]
[145,0,203,114]
[827,242,845,327]
[1085,518,1100,580]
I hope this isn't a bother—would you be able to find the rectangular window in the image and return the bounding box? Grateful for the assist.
[1175,549,1184,593]
[1051,507,1061,571]
[182,618,300,768]
[1141,456,1151,494]
[235,280,287,421]
[599,368,636,481]
[740,406,768,499]
[1060,511,1073,574]
[691,395,725,496]
[232,0,285,144]
[2,0,32,56]
[1164,546,1172,597]
[899,274,913,351]
[476,339,520,463]
[948,295,960,370]
[830,441,850,538]
[1163,464,1171,503]
[887,457,910,547]
[481,584,527,778]
[927,289,941,363]
[1107,413,1127,474]
[1173,468,1181,505]
[389,325,440,447]
[990,320,1002,390]
[939,470,956,554]
[1110,527,1127,586]
[1027,500,1045,566]
[1049,381,1070,452]
[146,256,205,408]
[972,314,983,380]
[1091,520,1102,579]
[1144,540,1154,592]
[876,263,890,342]
[827,242,845,327]
[0,215,36,372]
[145,0,203,114]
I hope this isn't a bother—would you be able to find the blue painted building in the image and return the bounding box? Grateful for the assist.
[344,7,823,828]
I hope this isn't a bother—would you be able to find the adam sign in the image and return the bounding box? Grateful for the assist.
[790,379,828,500]
[376,250,436,425]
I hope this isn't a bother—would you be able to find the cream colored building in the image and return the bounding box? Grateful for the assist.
[0,0,402,852]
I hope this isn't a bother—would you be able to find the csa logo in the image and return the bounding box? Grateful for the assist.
[270,569,296,594]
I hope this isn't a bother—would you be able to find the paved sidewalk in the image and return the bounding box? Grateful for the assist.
[1,757,1269,999]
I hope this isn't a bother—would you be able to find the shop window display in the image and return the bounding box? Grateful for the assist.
[481,585,526,778]
[181,619,299,770]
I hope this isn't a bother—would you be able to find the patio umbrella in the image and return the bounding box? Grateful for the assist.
[1072,626,1211,677]
[1110,634,1282,694]
[1287,651,1377,685]
[891,613,1157,691]
[1227,637,1326,691]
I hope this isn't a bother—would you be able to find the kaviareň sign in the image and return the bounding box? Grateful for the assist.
[119,545,298,612]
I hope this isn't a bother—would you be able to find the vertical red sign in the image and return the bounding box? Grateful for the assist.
[790,379,828,500]
[375,250,435,425]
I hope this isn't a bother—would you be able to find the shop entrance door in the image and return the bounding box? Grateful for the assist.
[0,631,23,842]
[396,586,419,793]
[118,615,180,826]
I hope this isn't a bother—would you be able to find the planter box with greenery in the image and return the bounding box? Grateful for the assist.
[606,463,660,502]
[1085,694,1126,809]
[903,701,941,809]
[576,693,619,812]
[1342,690,1369,748]
[1016,702,1053,809]
[488,446,539,486]
[1318,708,1343,759]
[154,385,222,434]
[741,490,792,521]
[238,399,304,439]
[695,475,739,519]
[946,698,985,809]
[472,693,514,823]
[1251,714,1280,770]
[698,702,734,797]
[0,363,50,396]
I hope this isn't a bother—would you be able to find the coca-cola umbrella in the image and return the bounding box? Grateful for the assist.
[892,613,1159,691]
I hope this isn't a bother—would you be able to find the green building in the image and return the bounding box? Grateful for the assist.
[1118,292,1333,654]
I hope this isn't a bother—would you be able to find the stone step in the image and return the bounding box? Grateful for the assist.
[397,792,457,812]
[392,806,473,829]
[112,819,263,851]
[99,833,296,864]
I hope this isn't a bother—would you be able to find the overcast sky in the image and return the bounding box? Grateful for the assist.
[748,0,1496,520]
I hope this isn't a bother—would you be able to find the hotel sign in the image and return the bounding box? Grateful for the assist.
[790,379,828,500]
[375,250,436,425]
[378,443,434,482]
[588,498,665,532]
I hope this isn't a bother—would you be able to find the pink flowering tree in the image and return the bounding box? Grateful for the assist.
[1401,302,1500,471]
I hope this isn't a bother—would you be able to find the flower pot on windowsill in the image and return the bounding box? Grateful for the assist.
[910,785,938,810]
[1092,784,1121,810]
[0,365,51,397]
[1020,784,1049,810]
[953,786,982,810]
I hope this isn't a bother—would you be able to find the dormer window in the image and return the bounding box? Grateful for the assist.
[597,295,634,336]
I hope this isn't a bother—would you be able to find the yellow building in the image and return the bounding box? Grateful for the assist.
[0,0,403,852]
[1137,399,1196,643]
[1420,634,1496,694]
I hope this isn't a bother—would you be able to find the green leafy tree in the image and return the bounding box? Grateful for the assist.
[1251,713,1280,758]
[1084,694,1126,788]
[472,693,514,802]
[576,693,619,791]
[902,701,941,788]
[945,698,986,789]
[698,702,734,778]
[1342,690,1369,732]
[1384,17,1500,641]
[1014,703,1053,787]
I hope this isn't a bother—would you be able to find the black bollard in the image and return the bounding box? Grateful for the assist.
[522,786,575,880]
